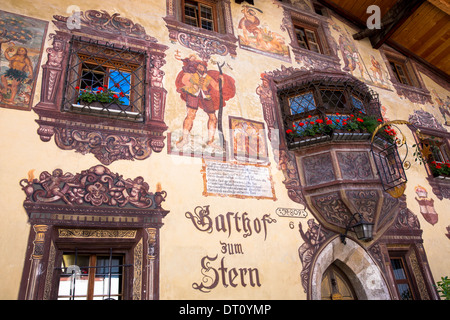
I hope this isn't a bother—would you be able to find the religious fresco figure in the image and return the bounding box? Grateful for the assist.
[174,55,236,151]
[237,5,289,60]
[369,55,384,82]
[0,11,47,110]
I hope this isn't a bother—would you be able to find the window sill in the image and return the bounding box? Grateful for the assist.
[291,46,340,70]
[34,105,167,165]
[390,79,432,105]
[71,103,143,122]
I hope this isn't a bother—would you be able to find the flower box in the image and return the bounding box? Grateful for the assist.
[71,103,143,121]
[331,130,371,141]
[290,134,331,147]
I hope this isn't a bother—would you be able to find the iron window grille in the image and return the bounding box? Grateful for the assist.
[278,78,382,148]
[62,36,147,122]
[371,139,408,194]
[56,248,132,300]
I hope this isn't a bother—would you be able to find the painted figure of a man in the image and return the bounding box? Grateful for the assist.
[175,57,235,150]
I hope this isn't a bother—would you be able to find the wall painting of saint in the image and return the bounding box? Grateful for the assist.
[237,5,290,62]
[169,54,236,160]
[0,10,48,111]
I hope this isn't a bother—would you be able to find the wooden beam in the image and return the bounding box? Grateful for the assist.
[369,0,427,49]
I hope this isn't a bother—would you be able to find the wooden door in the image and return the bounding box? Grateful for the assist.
[321,264,357,300]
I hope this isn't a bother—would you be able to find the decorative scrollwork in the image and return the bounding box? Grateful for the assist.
[53,127,155,165]
[20,165,166,210]
[53,10,157,42]
[178,32,229,61]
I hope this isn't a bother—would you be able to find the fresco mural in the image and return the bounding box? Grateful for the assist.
[431,89,450,125]
[169,53,236,159]
[329,19,390,91]
[229,116,268,163]
[237,5,290,62]
[0,10,47,110]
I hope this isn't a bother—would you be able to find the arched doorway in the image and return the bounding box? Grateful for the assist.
[321,263,357,300]
[310,237,391,300]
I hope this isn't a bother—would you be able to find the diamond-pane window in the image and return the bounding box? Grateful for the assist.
[279,78,382,149]
[289,92,316,115]
[62,37,146,122]
[351,95,365,113]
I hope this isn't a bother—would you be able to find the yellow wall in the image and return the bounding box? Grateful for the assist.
[0,0,449,300]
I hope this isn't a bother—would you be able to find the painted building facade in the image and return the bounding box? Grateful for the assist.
[0,0,448,300]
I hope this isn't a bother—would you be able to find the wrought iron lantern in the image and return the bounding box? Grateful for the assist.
[340,213,374,244]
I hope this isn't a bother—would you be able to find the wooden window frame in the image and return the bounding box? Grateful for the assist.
[389,59,412,86]
[182,0,218,32]
[379,46,432,104]
[294,23,323,54]
[387,249,421,300]
[57,251,128,300]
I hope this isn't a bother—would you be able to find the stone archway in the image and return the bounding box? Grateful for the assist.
[310,237,391,300]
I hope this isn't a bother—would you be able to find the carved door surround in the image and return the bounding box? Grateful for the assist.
[256,67,402,245]
[18,165,169,300]
[368,198,440,300]
[34,10,169,165]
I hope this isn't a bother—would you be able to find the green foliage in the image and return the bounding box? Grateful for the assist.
[76,86,123,105]
[435,276,450,300]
